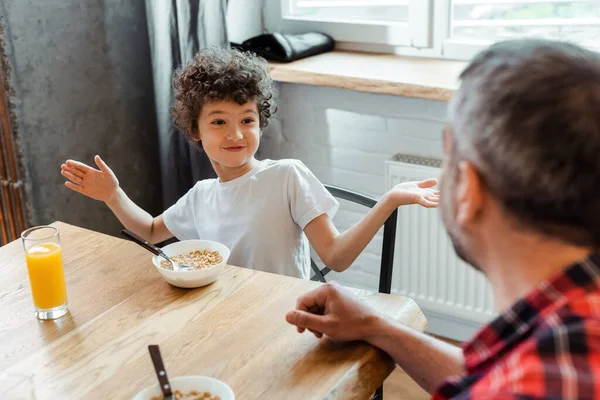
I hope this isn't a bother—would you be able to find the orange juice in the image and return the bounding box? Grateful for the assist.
[25,243,67,309]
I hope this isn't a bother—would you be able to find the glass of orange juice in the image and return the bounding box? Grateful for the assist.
[21,226,68,320]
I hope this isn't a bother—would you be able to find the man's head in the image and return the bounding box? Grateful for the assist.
[440,39,600,270]
[171,47,277,168]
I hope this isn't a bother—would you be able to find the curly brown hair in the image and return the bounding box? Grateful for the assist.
[170,47,277,146]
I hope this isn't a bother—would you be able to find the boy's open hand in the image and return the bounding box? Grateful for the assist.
[389,178,439,208]
[61,155,120,204]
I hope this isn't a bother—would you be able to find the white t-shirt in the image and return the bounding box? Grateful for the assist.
[162,159,339,279]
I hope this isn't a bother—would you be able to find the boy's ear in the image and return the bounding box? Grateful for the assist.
[190,119,201,141]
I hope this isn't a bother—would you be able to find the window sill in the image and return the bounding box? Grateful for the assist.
[269,51,467,102]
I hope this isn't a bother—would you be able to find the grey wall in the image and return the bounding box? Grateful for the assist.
[1,0,161,235]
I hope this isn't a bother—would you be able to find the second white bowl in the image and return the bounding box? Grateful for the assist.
[132,375,235,400]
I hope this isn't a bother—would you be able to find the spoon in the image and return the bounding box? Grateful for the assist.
[120,229,193,271]
[148,344,174,400]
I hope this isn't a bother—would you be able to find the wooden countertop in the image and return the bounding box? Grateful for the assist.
[269,50,466,102]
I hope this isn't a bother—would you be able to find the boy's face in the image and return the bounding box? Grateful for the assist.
[197,100,260,169]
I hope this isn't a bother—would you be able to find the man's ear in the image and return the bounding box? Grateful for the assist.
[455,160,484,228]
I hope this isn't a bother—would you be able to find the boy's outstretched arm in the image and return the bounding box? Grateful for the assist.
[61,155,173,244]
[304,179,439,272]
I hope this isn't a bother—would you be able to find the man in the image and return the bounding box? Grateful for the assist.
[286,39,600,399]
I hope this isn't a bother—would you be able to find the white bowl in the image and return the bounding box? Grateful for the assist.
[152,240,230,289]
[132,375,235,400]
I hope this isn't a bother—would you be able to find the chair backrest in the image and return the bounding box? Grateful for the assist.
[310,185,398,294]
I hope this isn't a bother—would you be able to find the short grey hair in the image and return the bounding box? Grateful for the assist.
[449,39,600,247]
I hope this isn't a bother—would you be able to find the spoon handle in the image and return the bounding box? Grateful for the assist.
[148,344,174,399]
[120,229,163,257]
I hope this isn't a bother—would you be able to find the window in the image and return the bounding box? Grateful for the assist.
[447,0,600,57]
[286,0,410,23]
[277,0,432,47]
[274,0,600,60]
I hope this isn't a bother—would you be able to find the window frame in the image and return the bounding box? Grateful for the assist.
[270,0,600,61]
[275,0,433,47]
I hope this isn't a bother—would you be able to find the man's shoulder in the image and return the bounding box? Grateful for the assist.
[507,292,600,360]
[534,292,600,352]
[483,297,600,398]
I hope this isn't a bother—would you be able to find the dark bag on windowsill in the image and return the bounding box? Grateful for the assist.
[233,32,335,63]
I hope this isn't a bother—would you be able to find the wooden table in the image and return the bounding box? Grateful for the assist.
[0,222,426,399]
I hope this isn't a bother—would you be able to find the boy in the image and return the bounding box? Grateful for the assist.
[61,47,438,279]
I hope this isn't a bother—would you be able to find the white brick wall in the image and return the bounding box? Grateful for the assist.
[261,83,447,291]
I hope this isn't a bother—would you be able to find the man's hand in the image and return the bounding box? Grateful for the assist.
[286,282,380,341]
[288,282,466,395]
[61,155,120,204]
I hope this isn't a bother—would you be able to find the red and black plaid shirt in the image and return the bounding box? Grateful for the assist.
[433,251,600,400]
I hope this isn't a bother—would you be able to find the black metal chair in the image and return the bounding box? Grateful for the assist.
[310,184,398,400]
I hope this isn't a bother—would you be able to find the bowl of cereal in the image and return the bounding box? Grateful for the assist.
[151,240,230,288]
[132,375,235,400]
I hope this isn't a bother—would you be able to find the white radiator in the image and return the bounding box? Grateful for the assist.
[386,155,495,341]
